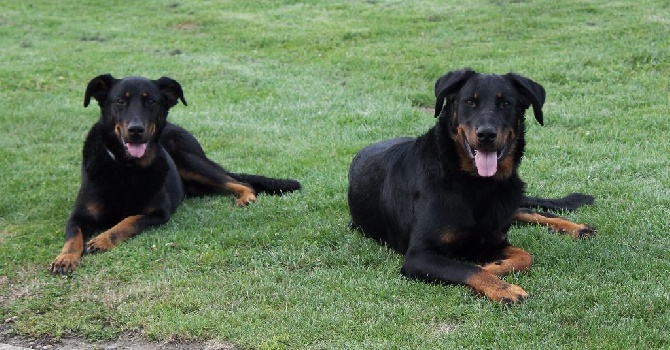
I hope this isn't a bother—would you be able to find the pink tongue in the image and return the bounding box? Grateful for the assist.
[474,150,497,177]
[126,143,147,158]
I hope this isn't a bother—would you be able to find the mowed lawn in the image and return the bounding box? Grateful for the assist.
[1,0,669,349]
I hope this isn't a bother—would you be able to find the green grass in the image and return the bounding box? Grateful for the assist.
[1,0,669,348]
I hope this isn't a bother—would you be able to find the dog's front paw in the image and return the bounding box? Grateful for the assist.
[486,282,528,304]
[85,235,114,254]
[49,253,80,274]
[481,260,509,276]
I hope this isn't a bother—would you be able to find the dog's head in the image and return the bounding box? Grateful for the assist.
[433,68,545,179]
[84,74,187,161]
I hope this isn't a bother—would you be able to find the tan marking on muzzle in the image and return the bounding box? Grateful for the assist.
[493,128,517,180]
[453,127,478,175]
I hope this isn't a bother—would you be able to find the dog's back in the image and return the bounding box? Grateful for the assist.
[348,137,416,253]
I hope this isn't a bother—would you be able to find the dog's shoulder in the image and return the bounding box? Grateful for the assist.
[80,122,111,176]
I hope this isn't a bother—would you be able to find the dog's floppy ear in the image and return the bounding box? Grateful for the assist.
[84,74,117,108]
[434,68,477,118]
[154,77,188,108]
[505,73,546,126]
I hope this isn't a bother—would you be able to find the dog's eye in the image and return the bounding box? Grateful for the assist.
[501,101,512,108]
[115,98,125,106]
[464,99,476,107]
[146,98,156,106]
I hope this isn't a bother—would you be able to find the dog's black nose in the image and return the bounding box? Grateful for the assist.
[128,125,145,137]
[476,126,497,144]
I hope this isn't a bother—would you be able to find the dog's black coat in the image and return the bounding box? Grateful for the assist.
[50,74,301,274]
[347,68,594,302]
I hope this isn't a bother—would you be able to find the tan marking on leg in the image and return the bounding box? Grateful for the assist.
[514,212,595,239]
[225,182,257,207]
[465,269,528,303]
[86,215,143,252]
[179,170,216,186]
[481,246,533,276]
[440,231,458,245]
[50,229,84,274]
[180,169,257,206]
[86,202,103,220]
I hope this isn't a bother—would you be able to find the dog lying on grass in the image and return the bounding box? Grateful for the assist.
[348,68,594,303]
[50,74,301,274]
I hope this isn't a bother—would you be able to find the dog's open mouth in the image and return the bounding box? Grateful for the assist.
[114,124,151,159]
[462,140,508,177]
[125,142,148,158]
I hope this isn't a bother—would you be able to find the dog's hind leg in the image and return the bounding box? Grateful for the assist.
[162,125,299,203]
[514,208,596,239]
[175,152,257,206]
[228,172,301,195]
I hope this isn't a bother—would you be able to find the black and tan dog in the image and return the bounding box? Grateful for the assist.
[49,74,301,274]
[347,68,594,303]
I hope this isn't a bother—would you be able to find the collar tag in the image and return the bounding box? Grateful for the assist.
[105,147,116,161]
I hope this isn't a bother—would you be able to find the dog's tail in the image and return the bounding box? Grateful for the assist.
[521,193,594,212]
[230,173,301,195]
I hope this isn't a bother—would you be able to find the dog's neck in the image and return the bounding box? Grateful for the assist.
[105,146,117,161]
[103,143,159,168]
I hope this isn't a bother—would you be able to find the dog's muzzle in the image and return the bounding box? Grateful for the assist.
[460,125,511,178]
[125,123,148,158]
[115,121,150,159]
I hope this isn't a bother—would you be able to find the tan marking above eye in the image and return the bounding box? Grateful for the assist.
[141,91,148,97]
[125,91,130,98]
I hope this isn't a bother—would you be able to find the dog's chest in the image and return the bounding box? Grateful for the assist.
[86,159,169,215]
[446,178,522,234]
[434,196,517,257]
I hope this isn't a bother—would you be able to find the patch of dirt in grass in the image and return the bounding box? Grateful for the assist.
[1,273,240,349]
[433,320,459,335]
[0,273,44,305]
[173,22,200,30]
[0,327,239,350]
